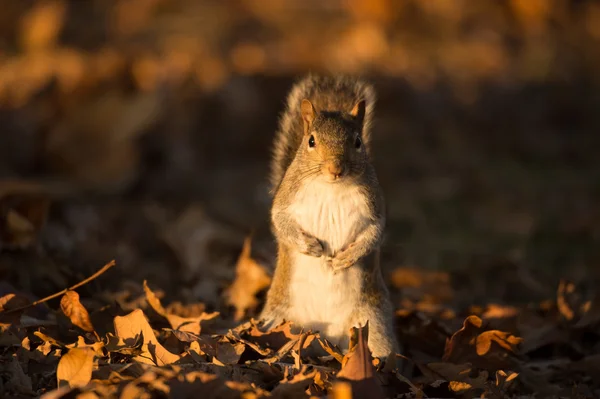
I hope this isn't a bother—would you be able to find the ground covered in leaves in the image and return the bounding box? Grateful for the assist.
[1,1,600,398]
[2,250,600,398]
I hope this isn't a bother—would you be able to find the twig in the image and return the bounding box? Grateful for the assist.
[1,260,116,314]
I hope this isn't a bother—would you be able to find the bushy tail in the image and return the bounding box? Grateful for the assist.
[269,74,377,193]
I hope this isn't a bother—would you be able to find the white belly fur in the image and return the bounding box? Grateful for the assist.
[286,180,371,347]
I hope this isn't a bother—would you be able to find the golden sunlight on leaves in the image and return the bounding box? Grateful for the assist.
[476,330,523,356]
[60,290,95,333]
[224,237,272,321]
[144,280,219,335]
[337,323,385,399]
[56,347,95,388]
[443,315,522,370]
[113,309,181,366]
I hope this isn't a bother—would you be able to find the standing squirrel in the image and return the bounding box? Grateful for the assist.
[260,75,399,360]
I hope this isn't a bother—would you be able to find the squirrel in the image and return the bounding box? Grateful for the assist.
[259,75,399,361]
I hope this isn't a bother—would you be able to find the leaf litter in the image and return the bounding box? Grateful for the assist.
[0,244,596,398]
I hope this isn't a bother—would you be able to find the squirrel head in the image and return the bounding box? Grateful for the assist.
[298,98,369,183]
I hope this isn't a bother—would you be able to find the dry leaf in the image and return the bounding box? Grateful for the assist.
[476,330,523,356]
[224,236,271,321]
[246,320,301,351]
[113,309,180,366]
[449,380,472,392]
[214,340,246,365]
[56,347,95,388]
[443,315,522,370]
[66,335,104,355]
[144,280,218,335]
[60,290,95,332]
[165,312,219,335]
[0,292,31,330]
[337,323,385,399]
[270,366,318,397]
[143,280,167,317]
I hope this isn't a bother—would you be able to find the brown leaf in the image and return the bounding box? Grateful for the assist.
[337,323,385,399]
[143,280,167,317]
[56,347,95,388]
[422,362,487,390]
[224,236,272,321]
[271,366,318,398]
[0,293,31,330]
[113,308,180,366]
[443,315,522,370]
[449,380,472,392]
[66,336,104,355]
[165,312,219,335]
[214,340,246,365]
[246,320,301,351]
[318,337,345,364]
[60,290,95,332]
[476,330,523,356]
[144,280,218,335]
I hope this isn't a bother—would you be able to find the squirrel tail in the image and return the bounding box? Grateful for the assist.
[269,74,377,193]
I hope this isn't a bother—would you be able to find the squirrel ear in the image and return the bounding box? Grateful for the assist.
[350,100,366,125]
[301,99,316,134]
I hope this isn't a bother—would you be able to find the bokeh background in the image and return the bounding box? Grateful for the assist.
[1,0,600,313]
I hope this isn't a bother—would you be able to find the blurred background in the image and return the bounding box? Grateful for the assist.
[1,0,600,314]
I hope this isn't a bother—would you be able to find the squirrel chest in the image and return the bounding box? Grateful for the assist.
[285,179,372,341]
[288,180,371,255]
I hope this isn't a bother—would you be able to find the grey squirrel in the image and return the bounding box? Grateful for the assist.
[259,75,399,360]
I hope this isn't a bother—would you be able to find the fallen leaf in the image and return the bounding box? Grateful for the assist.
[143,280,167,317]
[66,335,104,355]
[271,365,318,397]
[214,340,246,365]
[246,320,301,351]
[56,347,95,388]
[449,380,472,392]
[443,315,522,370]
[165,312,219,335]
[223,236,272,321]
[0,292,31,330]
[113,308,180,366]
[476,330,523,356]
[60,290,95,333]
[144,280,218,335]
[337,323,385,399]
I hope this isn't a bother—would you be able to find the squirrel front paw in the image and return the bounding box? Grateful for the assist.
[329,249,357,271]
[298,231,324,257]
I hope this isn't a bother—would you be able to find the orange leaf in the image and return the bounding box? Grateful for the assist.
[56,347,95,388]
[224,236,272,321]
[60,291,95,333]
[113,309,180,366]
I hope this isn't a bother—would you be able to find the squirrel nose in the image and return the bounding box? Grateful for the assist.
[327,161,346,179]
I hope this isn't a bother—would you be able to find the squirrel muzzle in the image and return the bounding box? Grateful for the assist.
[324,158,346,181]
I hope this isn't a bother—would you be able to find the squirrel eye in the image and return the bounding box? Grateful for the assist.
[355,136,362,149]
[308,135,315,148]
